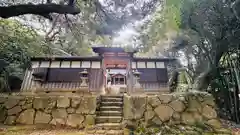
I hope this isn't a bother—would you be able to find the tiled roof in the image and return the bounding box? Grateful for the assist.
[31,56,102,61]
[134,56,176,61]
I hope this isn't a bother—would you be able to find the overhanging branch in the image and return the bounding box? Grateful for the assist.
[0,3,80,19]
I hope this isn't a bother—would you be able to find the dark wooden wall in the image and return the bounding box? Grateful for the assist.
[22,68,104,91]
[137,68,168,90]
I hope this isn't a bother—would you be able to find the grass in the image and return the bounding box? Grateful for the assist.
[135,123,232,135]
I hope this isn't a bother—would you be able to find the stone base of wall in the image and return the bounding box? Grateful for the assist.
[0,95,97,128]
[123,91,221,129]
[0,91,221,130]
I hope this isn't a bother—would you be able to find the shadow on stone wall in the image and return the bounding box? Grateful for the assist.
[123,92,221,129]
[0,95,97,128]
[0,92,221,131]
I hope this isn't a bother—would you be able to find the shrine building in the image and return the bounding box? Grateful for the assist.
[20,47,177,94]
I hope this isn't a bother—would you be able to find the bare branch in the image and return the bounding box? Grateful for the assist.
[46,30,60,41]
[45,14,61,40]
[64,14,86,35]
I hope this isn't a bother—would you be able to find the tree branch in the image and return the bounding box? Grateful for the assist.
[68,0,75,7]
[45,14,60,39]
[232,0,240,20]
[0,3,80,19]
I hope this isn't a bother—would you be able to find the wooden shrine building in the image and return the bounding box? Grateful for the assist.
[20,47,177,94]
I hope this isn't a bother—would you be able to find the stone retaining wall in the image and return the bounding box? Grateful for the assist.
[0,92,221,129]
[123,92,221,128]
[0,95,97,128]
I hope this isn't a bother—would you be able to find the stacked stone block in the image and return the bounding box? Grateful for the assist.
[123,92,221,129]
[0,95,97,128]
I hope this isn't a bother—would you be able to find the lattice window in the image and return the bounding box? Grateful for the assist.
[137,62,146,68]
[81,61,91,68]
[146,62,155,68]
[132,62,136,69]
[156,62,165,68]
[91,61,101,68]
[40,61,50,68]
[50,61,60,68]
[71,61,81,68]
[31,61,39,68]
[61,61,71,68]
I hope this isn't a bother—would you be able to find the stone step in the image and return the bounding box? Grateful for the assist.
[86,123,123,130]
[96,116,122,123]
[86,130,124,135]
[95,123,123,130]
[100,106,122,111]
[98,111,122,116]
[101,102,123,106]
[101,95,123,99]
[107,130,124,135]
[101,98,123,102]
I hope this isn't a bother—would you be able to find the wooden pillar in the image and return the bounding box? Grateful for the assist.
[128,55,134,94]
[101,54,106,90]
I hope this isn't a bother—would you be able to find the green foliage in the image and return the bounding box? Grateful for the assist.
[164,0,240,123]
[0,19,49,92]
[134,123,231,135]
[210,50,240,122]
[138,0,186,53]
[137,0,240,122]
[165,0,183,30]
[0,19,49,56]
[134,124,161,135]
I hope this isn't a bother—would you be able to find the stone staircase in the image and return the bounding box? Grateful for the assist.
[86,95,124,135]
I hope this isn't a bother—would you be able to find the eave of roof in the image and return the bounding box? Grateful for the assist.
[31,56,102,61]
[92,47,138,54]
[133,57,177,61]
[31,56,177,62]
[92,47,125,53]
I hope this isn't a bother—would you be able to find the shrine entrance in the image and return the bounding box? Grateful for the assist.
[112,74,126,85]
[107,69,127,86]
[101,51,132,94]
[105,68,127,94]
[104,60,129,90]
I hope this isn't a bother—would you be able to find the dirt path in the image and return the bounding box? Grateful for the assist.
[0,125,85,135]
[221,119,240,135]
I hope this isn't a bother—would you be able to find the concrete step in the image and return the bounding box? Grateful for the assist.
[86,130,124,135]
[98,111,122,116]
[96,116,122,123]
[100,106,122,111]
[102,98,123,102]
[101,102,123,106]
